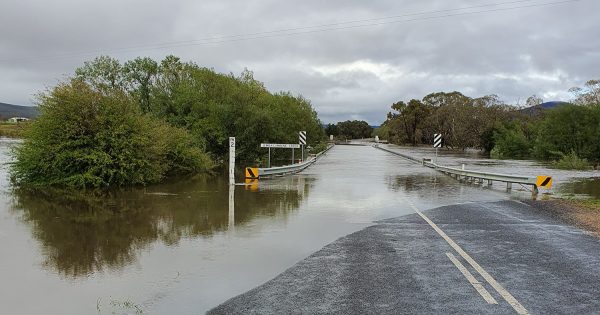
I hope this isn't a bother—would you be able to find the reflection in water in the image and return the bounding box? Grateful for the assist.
[10,175,313,278]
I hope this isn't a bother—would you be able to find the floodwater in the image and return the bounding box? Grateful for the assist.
[381,144,600,198]
[0,140,597,314]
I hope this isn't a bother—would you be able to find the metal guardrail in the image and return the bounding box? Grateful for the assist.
[373,145,421,163]
[249,144,334,178]
[423,159,539,192]
[374,145,543,194]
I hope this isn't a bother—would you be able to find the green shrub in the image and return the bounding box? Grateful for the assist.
[11,79,212,189]
[490,125,532,159]
[551,151,591,170]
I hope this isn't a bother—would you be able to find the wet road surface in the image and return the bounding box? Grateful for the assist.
[209,199,600,315]
[210,145,600,314]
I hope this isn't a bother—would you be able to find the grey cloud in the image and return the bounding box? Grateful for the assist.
[1,0,598,124]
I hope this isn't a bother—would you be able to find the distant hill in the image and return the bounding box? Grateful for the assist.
[519,101,571,116]
[0,102,39,119]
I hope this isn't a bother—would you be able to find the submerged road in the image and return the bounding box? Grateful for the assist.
[210,146,600,314]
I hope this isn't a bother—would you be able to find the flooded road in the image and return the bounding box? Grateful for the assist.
[381,144,600,198]
[0,140,597,314]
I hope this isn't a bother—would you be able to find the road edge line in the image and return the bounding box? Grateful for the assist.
[408,202,529,315]
[446,252,498,305]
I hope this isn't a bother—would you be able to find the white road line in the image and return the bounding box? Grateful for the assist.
[446,252,498,305]
[408,202,529,315]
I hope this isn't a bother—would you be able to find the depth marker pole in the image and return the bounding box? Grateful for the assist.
[229,137,235,185]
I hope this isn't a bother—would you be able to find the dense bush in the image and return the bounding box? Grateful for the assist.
[533,104,600,162]
[11,80,212,188]
[74,56,325,163]
[551,151,591,170]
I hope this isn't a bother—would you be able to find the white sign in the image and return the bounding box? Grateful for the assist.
[299,131,307,145]
[261,143,300,149]
[229,137,235,185]
[434,134,442,148]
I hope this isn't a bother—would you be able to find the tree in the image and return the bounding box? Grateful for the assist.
[324,123,338,137]
[526,95,543,107]
[570,79,600,106]
[336,120,373,139]
[11,79,212,188]
[75,56,124,91]
[533,104,600,162]
[122,57,158,113]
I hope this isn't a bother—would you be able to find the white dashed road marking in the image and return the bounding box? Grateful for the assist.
[408,201,529,315]
[446,252,498,305]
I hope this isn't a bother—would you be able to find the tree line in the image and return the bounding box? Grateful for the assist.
[11,56,325,188]
[378,81,600,169]
[325,120,373,140]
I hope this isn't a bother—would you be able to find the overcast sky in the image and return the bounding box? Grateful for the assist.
[0,0,597,124]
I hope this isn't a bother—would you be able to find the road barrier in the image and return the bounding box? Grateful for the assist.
[246,144,334,179]
[374,145,550,194]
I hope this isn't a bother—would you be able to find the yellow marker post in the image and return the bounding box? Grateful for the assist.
[536,176,553,189]
[245,167,259,179]
[245,178,259,191]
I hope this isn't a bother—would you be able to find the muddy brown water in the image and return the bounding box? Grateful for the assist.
[0,140,597,314]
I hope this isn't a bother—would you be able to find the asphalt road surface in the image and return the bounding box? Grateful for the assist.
[209,199,600,314]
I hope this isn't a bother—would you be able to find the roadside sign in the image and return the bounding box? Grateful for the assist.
[434,134,442,148]
[536,176,553,189]
[261,143,300,149]
[299,131,307,145]
[245,167,259,179]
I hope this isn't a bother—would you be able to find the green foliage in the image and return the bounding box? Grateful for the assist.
[382,89,599,165]
[490,123,532,159]
[384,91,509,149]
[11,80,212,188]
[551,151,591,170]
[335,120,372,139]
[14,55,325,188]
[533,104,600,163]
[73,56,324,164]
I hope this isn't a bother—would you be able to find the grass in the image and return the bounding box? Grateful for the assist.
[0,122,28,138]
[572,198,600,211]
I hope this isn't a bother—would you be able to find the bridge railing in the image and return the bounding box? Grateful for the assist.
[422,159,538,191]
[374,144,542,194]
[249,144,334,178]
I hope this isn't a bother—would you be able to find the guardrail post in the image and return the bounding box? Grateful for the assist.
[487,179,492,186]
[506,182,512,191]
[532,185,539,196]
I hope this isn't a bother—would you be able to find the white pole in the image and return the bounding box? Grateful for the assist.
[228,184,235,229]
[229,137,235,185]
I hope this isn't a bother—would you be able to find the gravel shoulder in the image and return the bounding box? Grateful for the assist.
[525,198,600,236]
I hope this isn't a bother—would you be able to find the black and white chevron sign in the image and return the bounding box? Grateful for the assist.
[299,131,307,145]
[433,133,442,148]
